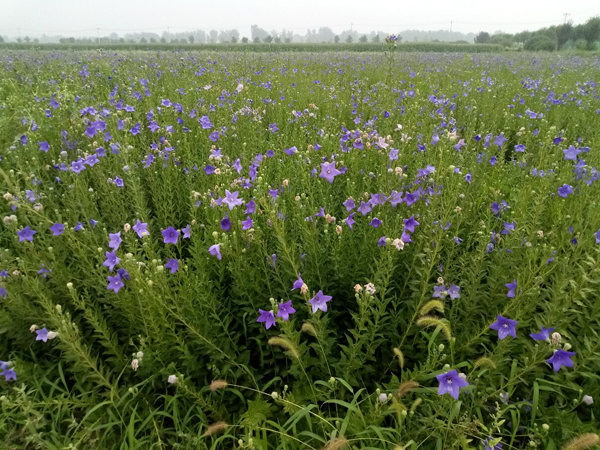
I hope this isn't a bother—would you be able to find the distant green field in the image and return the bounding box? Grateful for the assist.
[0,41,504,52]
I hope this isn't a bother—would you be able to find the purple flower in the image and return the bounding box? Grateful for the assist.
[369,217,382,228]
[465,173,472,184]
[50,223,65,236]
[182,224,191,239]
[257,309,276,329]
[594,228,600,244]
[113,177,124,188]
[242,216,253,230]
[133,220,149,238]
[17,226,37,242]
[344,213,356,230]
[494,133,507,148]
[291,274,305,291]
[447,284,460,300]
[377,236,387,247]
[433,285,447,298]
[103,251,120,272]
[436,369,468,400]
[284,146,298,156]
[530,326,555,341]
[490,315,518,340]
[277,300,296,321]
[514,144,525,153]
[505,279,517,298]
[245,199,256,215]
[403,215,419,233]
[558,184,573,198]
[319,162,342,184]
[357,201,372,216]
[221,216,231,232]
[1,367,16,381]
[563,145,581,161]
[39,141,50,152]
[223,190,243,210]
[309,290,332,313]
[36,327,49,342]
[165,258,179,274]
[343,198,355,212]
[162,227,180,244]
[200,115,212,129]
[107,275,125,293]
[109,232,122,251]
[209,244,222,260]
[546,348,575,372]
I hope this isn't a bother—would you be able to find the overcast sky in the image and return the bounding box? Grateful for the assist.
[1,0,598,38]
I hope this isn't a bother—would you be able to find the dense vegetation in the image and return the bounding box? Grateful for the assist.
[0,50,599,449]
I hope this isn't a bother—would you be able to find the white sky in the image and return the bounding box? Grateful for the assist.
[1,0,598,37]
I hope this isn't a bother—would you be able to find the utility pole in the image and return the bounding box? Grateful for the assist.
[563,13,570,24]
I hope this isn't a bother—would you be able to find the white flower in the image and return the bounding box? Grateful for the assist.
[583,395,594,405]
[378,393,388,403]
[29,324,37,333]
[271,391,278,400]
[168,375,178,384]
[392,238,405,251]
[499,391,509,404]
[136,351,144,359]
[551,332,562,345]
[365,283,376,295]
[131,359,139,371]
[47,331,58,340]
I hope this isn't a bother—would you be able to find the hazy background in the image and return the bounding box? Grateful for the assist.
[1,0,598,42]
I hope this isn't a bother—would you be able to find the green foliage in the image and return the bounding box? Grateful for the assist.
[0,49,599,449]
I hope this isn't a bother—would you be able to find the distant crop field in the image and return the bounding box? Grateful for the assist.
[0,41,504,52]
[0,50,599,449]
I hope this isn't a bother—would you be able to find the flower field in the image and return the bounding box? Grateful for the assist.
[0,49,600,449]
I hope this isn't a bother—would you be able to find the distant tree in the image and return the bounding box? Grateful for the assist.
[372,34,380,43]
[241,37,249,44]
[554,23,573,49]
[33,38,39,44]
[160,37,166,43]
[491,33,513,48]
[474,31,491,44]
[120,38,125,44]
[524,35,556,51]
[359,34,368,43]
[345,34,353,43]
[583,16,600,49]
[188,35,194,44]
[0,36,4,43]
[253,37,260,43]
[334,35,340,43]
[251,25,269,42]
[264,35,273,43]
[24,36,31,43]
[179,38,186,44]
[140,37,147,44]
[513,30,532,44]
[150,37,156,44]
[209,30,218,43]
[284,37,292,43]
[274,36,281,43]
[17,37,22,43]
[231,35,238,43]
